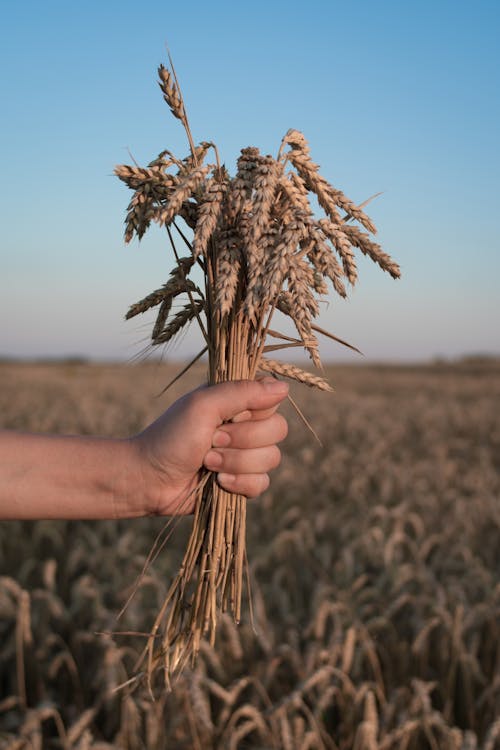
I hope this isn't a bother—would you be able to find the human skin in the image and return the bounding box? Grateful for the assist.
[0,379,288,520]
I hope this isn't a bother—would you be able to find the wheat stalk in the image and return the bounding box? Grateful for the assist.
[115,58,400,689]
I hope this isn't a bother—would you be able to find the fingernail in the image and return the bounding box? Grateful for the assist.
[262,378,288,394]
[213,429,231,448]
[218,472,235,485]
[205,450,223,468]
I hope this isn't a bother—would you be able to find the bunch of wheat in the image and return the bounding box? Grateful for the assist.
[115,59,400,689]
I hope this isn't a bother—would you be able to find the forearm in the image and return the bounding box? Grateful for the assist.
[0,431,147,520]
[0,381,288,521]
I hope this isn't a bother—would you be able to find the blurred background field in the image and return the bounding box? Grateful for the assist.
[0,359,499,748]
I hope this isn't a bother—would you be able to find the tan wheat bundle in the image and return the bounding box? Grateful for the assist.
[115,58,400,690]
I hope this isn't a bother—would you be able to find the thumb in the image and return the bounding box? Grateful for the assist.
[201,379,289,425]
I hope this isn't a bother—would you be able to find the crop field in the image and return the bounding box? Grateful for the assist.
[0,359,499,749]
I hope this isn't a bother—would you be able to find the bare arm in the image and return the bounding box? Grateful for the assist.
[0,379,288,520]
[0,432,142,520]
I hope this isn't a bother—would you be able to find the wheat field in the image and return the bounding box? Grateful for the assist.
[0,358,499,749]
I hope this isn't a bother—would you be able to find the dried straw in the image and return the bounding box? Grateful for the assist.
[116,58,400,690]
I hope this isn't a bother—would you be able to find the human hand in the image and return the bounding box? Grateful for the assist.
[131,378,289,516]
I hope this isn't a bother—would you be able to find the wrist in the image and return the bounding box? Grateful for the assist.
[127,434,182,517]
[118,437,160,518]
[128,434,198,517]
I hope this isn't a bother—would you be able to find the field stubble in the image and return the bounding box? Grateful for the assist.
[0,359,499,749]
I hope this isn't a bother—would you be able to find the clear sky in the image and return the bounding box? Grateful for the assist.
[1,0,499,363]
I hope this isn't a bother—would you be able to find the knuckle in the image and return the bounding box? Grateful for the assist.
[184,387,206,413]
[269,445,281,469]
[258,473,270,494]
[247,473,269,498]
[275,413,289,441]
[231,379,253,401]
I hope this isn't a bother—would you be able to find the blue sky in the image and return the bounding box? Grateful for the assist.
[1,0,498,362]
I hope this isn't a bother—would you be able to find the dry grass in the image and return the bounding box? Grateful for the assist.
[114,59,400,686]
[0,359,499,748]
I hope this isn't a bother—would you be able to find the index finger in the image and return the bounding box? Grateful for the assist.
[196,379,289,426]
[231,403,283,423]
